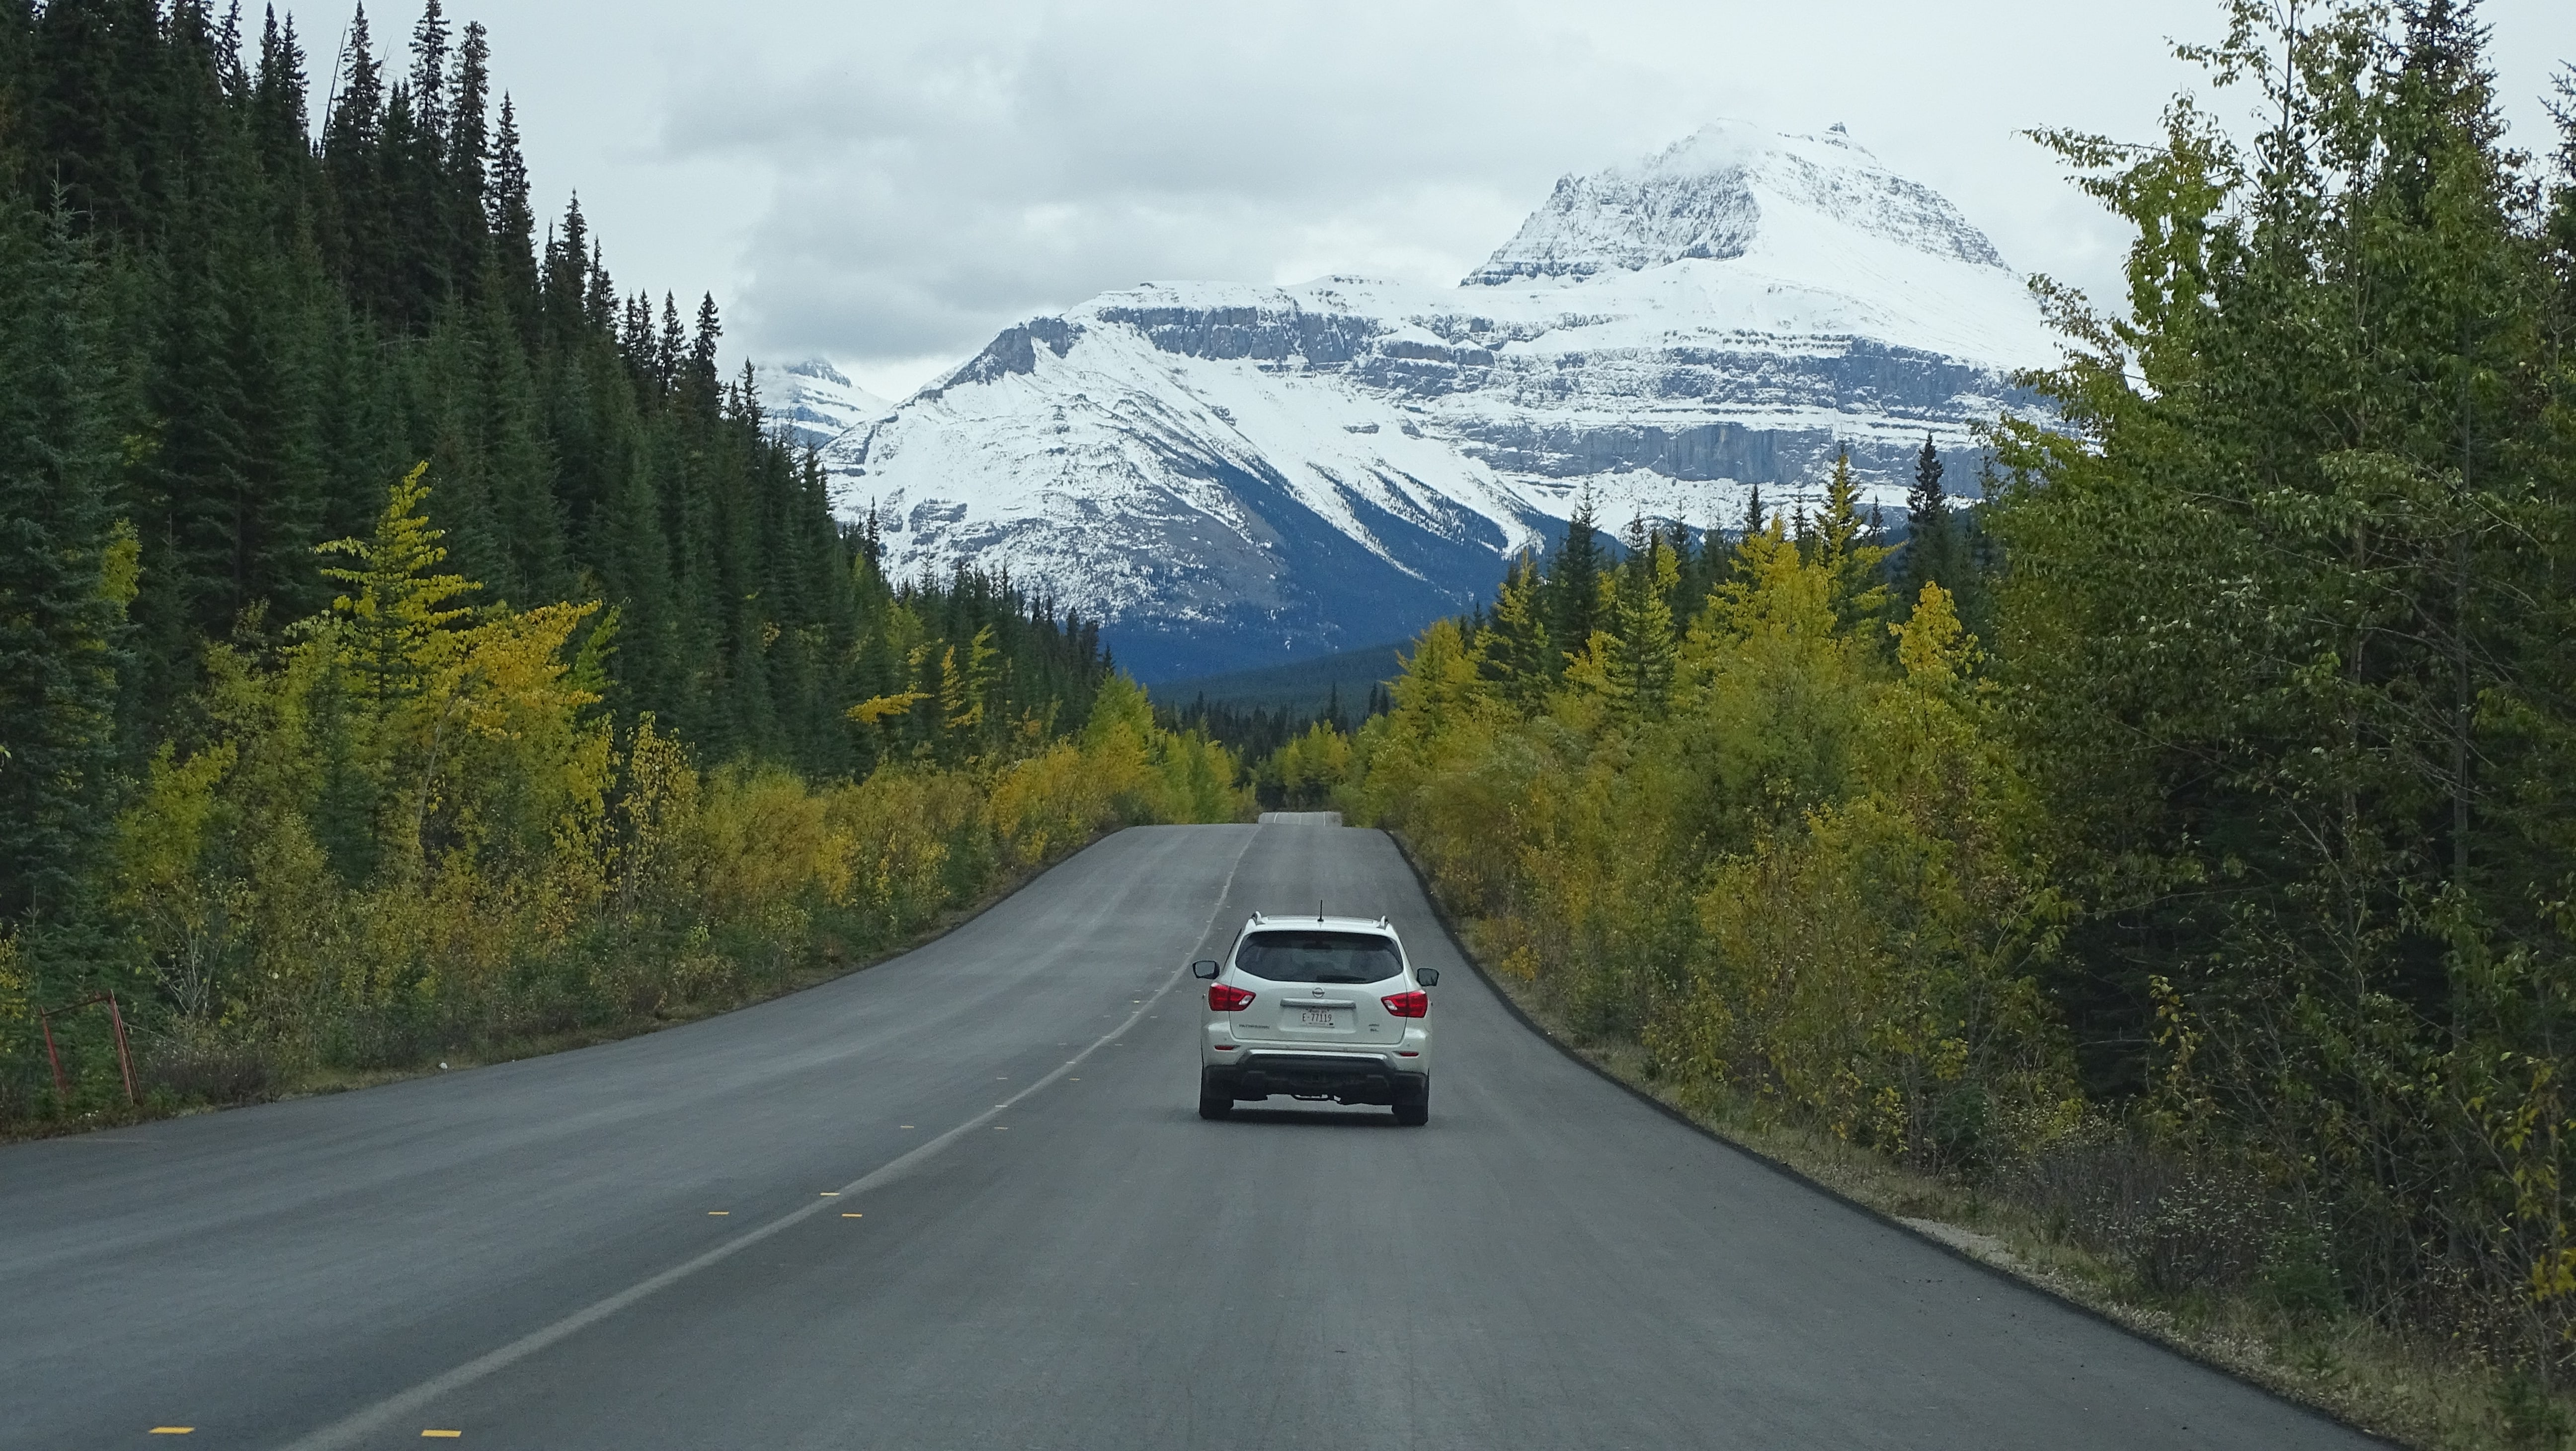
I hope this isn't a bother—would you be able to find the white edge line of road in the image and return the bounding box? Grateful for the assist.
[273,827,1260,1451]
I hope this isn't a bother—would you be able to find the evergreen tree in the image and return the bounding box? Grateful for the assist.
[1544,489,1606,670]
[247,8,310,186]
[687,291,722,403]
[1606,527,1678,715]
[655,292,685,397]
[0,195,129,929]
[1475,551,1552,706]
[444,19,487,284]
[405,0,446,145]
[1900,436,1960,614]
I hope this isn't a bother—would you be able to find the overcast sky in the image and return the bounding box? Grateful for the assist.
[312,0,2574,399]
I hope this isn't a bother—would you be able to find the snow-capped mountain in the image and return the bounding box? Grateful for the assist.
[813,122,2058,680]
[752,359,892,454]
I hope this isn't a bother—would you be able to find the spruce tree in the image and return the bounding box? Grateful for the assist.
[1607,530,1677,714]
[445,19,488,285]
[484,92,536,327]
[1476,551,1552,705]
[687,291,723,404]
[0,194,128,930]
[404,0,446,145]
[1901,435,1959,614]
[248,8,310,187]
[1545,489,1606,669]
[656,292,685,398]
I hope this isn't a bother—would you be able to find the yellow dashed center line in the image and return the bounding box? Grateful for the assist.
[149,1430,193,1436]
[818,1192,838,1197]
[423,1432,463,1440]
[707,1211,728,1216]
[842,1212,863,1218]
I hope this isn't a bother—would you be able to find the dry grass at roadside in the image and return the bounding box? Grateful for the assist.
[0,840,1077,1148]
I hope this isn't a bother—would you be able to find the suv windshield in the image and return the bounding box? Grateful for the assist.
[1234,931,1403,984]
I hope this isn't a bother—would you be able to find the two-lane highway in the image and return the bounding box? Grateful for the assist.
[2,823,2372,1449]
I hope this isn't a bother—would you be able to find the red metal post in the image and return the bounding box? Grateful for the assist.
[105,990,137,1106]
[40,1008,69,1103]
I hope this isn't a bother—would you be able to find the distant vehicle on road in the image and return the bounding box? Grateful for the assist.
[1193,913,1437,1125]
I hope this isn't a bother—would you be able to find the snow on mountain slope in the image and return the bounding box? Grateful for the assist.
[753,359,892,453]
[1468,121,2006,282]
[812,122,2059,680]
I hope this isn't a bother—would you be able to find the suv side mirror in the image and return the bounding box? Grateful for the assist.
[1191,959,1220,980]
[1415,967,1440,987]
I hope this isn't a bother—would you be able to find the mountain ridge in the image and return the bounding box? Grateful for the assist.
[766,122,2057,678]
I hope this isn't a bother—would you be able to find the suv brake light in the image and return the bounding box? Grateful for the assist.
[1381,990,1429,1018]
[1208,982,1257,1012]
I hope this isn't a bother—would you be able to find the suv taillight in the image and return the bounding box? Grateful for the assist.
[1381,990,1428,1018]
[1208,982,1257,1012]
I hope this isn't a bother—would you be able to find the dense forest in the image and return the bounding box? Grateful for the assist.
[1159,685,1391,809]
[1346,0,2576,1385]
[0,0,1244,1123]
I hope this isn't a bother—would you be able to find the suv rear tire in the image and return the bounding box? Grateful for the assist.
[1393,1085,1429,1127]
[1198,1076,1233,1120]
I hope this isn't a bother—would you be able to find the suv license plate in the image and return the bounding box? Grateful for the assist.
[1294,1006,1349,1029]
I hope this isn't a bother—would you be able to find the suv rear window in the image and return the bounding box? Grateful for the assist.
[1234,931,1403,984]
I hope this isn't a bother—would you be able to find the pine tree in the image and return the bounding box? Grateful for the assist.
[444,19,487,285]
[1476,551,1552,705]
[540,193,588,332]
[1544,489,1606,670]
[484,92,535,323]
[404,0,446,145]
[1901,435,1959,615]
[687,291,723,404]
[0,193,130,929]
[1606,530,1678,714]
[248,8,310,186]
[656,292,685,398]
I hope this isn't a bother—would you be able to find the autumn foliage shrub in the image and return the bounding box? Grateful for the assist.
[1,470,1247,1119]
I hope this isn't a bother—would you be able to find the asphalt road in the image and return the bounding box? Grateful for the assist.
[2,823,2375,1450]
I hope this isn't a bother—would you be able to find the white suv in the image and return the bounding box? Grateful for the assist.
[1193,914,1438,1125]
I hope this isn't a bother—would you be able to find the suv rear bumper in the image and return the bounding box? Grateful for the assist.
[1205,1056,1428,1107]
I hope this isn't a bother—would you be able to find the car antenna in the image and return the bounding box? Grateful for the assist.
[1317,898,1324,922]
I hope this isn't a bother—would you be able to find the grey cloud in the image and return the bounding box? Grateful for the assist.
[513,0,2576,390]
[661,0,1696,375]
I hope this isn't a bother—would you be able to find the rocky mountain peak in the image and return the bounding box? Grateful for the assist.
[805,123,2055,679]
[1464,120,2006,287]
[753,358,893,453]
